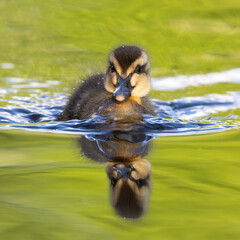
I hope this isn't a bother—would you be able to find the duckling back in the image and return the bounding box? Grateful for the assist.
[57,74,112,121]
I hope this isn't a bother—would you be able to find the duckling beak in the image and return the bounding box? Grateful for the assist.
[113,76,131,102]
[113,164,132,178]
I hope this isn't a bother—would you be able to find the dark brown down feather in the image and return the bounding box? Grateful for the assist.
[57,74,155,121]
[57,74,112,120]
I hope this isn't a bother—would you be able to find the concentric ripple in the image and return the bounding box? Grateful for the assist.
[0,72,239,137]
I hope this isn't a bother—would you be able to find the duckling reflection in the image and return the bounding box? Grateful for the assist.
[106,158,151,219]
[78,131,152,219]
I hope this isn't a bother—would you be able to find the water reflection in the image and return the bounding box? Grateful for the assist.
[78,131,153,219]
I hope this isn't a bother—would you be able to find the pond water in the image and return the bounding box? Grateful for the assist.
[0,69,240,239]
[1,70,240,135]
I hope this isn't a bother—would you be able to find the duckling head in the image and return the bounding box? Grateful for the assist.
[106,159,151,219]
[105,45,151,102]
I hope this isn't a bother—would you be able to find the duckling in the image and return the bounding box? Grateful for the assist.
[78,131,151,163]
[106,159,151,219]
[57,45,155,121]
[78,131,152,218]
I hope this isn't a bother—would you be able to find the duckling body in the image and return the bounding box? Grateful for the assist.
[98,93,155,121]
[57,45,155,121]
[57,74,110,120]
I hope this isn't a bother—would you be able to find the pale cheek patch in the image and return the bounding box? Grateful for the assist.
[105,75,115,93]
[131,159,150,179]
[130,75,138,87]
[112,74,117,85]
[131,75,150,97]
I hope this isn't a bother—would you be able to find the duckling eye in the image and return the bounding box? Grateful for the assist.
[110,63,116,73]
[111,177,118,186]
[135,65,143,74]
[136,179,144,187]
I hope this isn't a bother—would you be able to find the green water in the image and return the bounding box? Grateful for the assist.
[1,0,240,239]
[0,130,240,240]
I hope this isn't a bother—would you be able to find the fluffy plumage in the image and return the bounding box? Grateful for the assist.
[57,45,155,121]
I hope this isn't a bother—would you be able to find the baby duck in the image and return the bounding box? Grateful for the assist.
[78,131,152,218]
[57,45,155,121]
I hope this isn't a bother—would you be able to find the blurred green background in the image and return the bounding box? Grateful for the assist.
[0,0,240,240]
[0,0,240,83]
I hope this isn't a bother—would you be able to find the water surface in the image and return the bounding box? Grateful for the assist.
[1,0,240,238]
[0,69,240,239]
[0,70,239,136]
[1,129,240,240]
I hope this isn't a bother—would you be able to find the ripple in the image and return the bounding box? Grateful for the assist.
[152,68,240,91]
[0,72,239,137]
[1,63,15,69]
[0,92,238,137]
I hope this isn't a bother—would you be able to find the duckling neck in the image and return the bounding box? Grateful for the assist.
[98,96,144,121]
[129,96,142,105]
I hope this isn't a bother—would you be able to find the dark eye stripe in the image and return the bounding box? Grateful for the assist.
[135,65,142,74]
[134,63,147,74]
[109,62,116,73]
[111,177,118,186]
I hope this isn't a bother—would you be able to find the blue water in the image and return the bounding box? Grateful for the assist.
[0,91,239,136]
[0,75,239,136]
[0,73,240,222]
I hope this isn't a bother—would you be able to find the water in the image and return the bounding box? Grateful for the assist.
[0,69,240,239]
[152,68,240,91]
[0,71,240,136]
